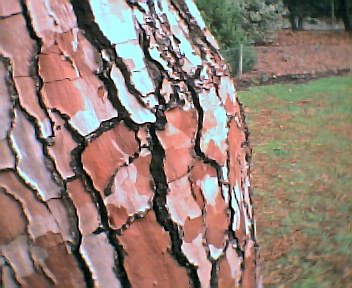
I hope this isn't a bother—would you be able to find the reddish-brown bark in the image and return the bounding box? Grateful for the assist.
[0,0,259,287]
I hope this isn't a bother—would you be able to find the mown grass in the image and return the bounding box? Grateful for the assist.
[239,76,352,287]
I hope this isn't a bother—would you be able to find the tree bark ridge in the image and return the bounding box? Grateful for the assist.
[0,0,259,287]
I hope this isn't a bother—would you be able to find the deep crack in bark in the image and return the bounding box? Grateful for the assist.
[0,0,258,286]
[149,124,201,288]
[71,140,132,288]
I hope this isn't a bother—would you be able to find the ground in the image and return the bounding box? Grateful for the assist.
[239,76,352,287]
[239,30,352,88]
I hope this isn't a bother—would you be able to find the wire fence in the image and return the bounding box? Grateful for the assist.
[222,45,257,77]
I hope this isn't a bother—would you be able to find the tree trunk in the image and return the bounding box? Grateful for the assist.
[289,14,298,30]
[0,0,259,287]
[341,0,352,31]
[297,16,304,30]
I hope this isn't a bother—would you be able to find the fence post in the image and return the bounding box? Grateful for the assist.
[238,44,243,77]
[331,0,335,26]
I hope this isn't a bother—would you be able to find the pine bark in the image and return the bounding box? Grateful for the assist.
[0,0,259,287]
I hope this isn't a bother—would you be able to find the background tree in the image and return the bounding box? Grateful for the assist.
[283,0,314,30]
[284,0,352,30]
[0,0,258,287]
[335,0,352,30]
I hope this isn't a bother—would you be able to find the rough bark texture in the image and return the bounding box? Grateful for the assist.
[0,0,259,287]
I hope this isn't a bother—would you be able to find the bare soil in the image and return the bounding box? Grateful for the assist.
[237,30,352,89]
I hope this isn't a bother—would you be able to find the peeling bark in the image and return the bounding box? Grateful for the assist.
[0,0,259,287]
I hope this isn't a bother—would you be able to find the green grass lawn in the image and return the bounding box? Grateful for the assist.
[238,76,352,287]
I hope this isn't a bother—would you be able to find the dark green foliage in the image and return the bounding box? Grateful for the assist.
[283,0,316,18]
[196,0,247,48]
[335,0,352,30]
[196,0,286,74]
[284,0,352,30]
[196,0,257,74]
[284,0,350,19]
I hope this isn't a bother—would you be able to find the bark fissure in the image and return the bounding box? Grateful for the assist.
[187,79,225,287]
[2,55,58,202]
[71,142,132,288]
[70,0,133,125]
[71,0,157,112]
[170,0,219,53]
[1,1,258,287]
[18,0,55,139]
[64,178,95,288]
[0,255,22,287]
[0,186,31,243]
[149,124,201,288]
[69,0,156,237]
[10,3,128,287]
[3,50,94,287]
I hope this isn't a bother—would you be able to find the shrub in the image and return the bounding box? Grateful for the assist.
[196,0,283,74]
[241,0,284,44]
[196,0,257,75]
[196,0,248,48]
